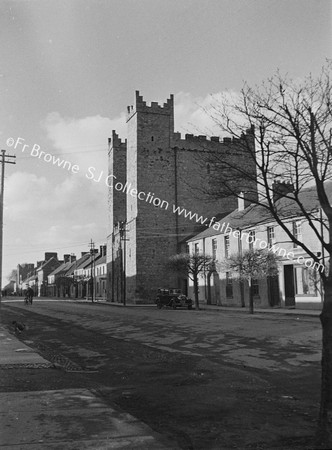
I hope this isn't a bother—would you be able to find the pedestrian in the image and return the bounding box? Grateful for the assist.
[26,286,34,305]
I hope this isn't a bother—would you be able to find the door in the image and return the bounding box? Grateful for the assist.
[268,275,281,307]
[284,265,295,307]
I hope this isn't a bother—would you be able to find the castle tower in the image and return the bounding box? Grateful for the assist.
[107,91,258,303]
[106,131,127,302]
[125,91,178,302]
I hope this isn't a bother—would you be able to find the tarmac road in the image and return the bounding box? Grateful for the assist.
[0,300,324,449]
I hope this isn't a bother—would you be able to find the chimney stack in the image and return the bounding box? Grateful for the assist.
[272,181,294,203]
[63,254,70,263]
[238,192,245,211]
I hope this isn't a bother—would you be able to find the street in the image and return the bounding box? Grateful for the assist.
[0,300,323,449]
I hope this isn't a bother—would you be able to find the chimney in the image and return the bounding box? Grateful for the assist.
[81,252,88,257]
[98,245,107,256]
[45,252,58,261]
[272,181,294,203]
[238,192,252,211]
[70,254,76,263]
[63,254,70,263]
[238,192,245,211]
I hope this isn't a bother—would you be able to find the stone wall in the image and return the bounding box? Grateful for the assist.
[107,91,258,303]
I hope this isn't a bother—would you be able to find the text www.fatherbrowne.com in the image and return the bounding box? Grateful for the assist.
[7,136,324,273]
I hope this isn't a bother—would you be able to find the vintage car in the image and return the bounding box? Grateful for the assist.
[155,288,193,310]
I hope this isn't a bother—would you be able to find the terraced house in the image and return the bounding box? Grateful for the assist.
[187,183,327,310]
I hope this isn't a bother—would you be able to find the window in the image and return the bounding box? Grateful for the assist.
[212,239,217,260]
[293,221,302,248]
[194,243,199,254]
[224,235,230,258]
[226,272,233,298]
[267,227,275,247]
[185,244,190,254]
[295,267,317,296]
[252,278,259,296]
[248,230,256,250]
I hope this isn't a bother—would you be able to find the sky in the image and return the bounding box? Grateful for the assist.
[0,0,331,285]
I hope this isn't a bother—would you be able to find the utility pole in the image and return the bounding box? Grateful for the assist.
[0,150,16,302]
[120,222,129,306]
[89,239,95,302]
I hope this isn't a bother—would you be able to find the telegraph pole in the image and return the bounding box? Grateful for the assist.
[0,150,16,302]
[120,222,129,306]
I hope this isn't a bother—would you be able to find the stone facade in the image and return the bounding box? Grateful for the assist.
[107,91,257,303]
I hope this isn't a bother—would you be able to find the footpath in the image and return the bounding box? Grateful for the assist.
[2,297,322,318]
[83,298,322,318]
[0,325,176,449]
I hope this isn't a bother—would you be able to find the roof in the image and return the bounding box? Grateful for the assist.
[64,261,77,277]
[95,254,106,266]
[36,256,59,272]
[187,182,332,242]
[48,260,76,278]
[74,253,92,270]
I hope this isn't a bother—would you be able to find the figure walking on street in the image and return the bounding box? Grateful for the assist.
[26,287,34,305]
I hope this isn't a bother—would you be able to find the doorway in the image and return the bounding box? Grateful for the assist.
[284,265,295,307]
[268,275,280,307]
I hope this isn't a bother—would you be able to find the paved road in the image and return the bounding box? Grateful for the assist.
[0,300,323,449]
[3,300,322,372]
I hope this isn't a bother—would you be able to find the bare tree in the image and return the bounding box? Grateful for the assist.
[202,62,332,445]
[222,248,280,314]
[167,253,214,310]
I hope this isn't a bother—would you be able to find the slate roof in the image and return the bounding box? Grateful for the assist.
[95,254,106,266]
[36,257,59,272]
[187,182,332,242]
[48,260,77,278]
[74,253,92,270]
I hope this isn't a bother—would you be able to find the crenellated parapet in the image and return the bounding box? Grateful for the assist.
[108,131,127,154]
[127,91,174,122]
[172,127,254,151]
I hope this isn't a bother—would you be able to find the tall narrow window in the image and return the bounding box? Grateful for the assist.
[224,235,230,258]
[293,221,302,248]
[267,226,275,247]
[252,278,259,296]
[248,230,256,250]
[194,243,199,254]
[212,239,217,260]
[295,267,317,295]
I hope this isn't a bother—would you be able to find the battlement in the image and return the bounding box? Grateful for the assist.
[172,127,253,149]
[127,91,174,121]
[109,130,127,150]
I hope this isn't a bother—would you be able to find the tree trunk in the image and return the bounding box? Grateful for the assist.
[249,278,254,314]
[240,279,245,307]
[207,272,212,305]
[194,275,200,310]
[316,277,332,447]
